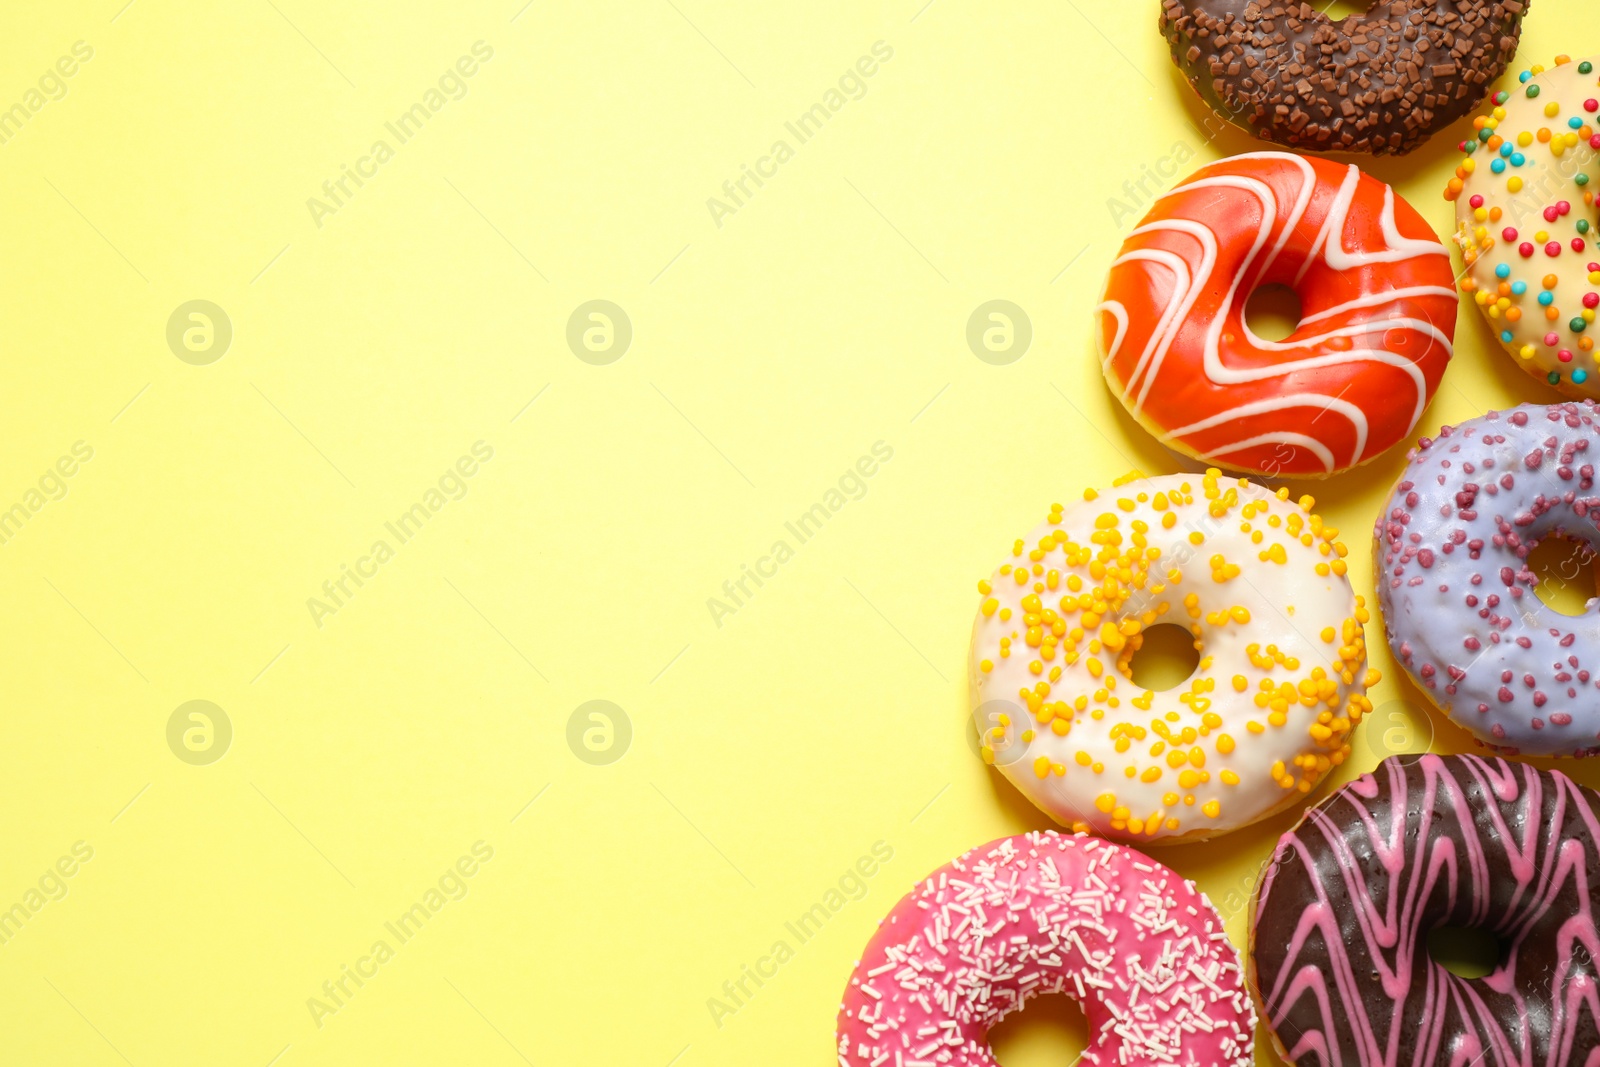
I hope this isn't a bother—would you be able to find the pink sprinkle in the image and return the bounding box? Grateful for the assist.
[1504,227,1520,242]
[1470,194,1484,208]
[1575,238,1588,253]
[1561,350,1576,363]
[1521,242,1536,258]
[1546,332,1562,346]
[1587,293,1600,309]
[1547,242,1563,257]
[1588,99,1600,113]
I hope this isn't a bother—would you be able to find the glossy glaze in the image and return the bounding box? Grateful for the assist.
[837,831,1254,1066]
[1098,152,1456,477]
[1253,754,1600,1065]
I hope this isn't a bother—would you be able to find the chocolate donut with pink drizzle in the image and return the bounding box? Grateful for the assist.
[835,831,1254,1066]
[1377,402,1600,756]
[1251,753,1600,1065]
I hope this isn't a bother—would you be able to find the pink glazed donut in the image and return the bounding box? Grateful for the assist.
[835,831,1255,1066]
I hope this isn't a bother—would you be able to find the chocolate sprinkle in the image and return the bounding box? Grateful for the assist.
[1160,1,1529,155]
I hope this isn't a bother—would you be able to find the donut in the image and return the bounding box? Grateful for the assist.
[1251,753,1600,1064]
[1376,401,1600,756]
[1160,1,1527,155]
[835,831,1256,1067]
[1097,152,1457,478]
[970,470,1377,843]
[1446,55,1600,397]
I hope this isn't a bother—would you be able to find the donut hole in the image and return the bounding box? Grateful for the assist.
[1128,623,1201,691]
[1243,283,1303,342]
[1527,534,1600,616]
[988,992,1088,1066]
[1426,925,1503,980]
[1319,0,1371,21]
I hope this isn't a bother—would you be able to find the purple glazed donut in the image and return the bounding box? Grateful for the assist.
[1376,402,1600,756]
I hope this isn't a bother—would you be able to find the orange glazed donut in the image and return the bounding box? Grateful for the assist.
[1097,152,1457,478]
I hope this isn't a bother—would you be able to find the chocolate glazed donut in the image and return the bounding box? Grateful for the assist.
[1251,753,1600,1065]
[1160,1,1528,155]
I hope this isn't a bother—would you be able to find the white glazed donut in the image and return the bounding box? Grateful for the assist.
[969,470,1377,843]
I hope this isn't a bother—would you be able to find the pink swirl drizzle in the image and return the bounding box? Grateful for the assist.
[1252,753,1600,1064]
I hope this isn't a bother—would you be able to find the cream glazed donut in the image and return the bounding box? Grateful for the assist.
[1098,151,1456,477]
[1447,55,1600,396]
[836,831,1255,1067]
[970,471,1377,844]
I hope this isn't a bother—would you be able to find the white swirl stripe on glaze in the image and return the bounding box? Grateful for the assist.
[1097,152,1456,478]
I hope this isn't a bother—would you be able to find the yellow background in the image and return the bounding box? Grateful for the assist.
[2,2,1597,1064]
